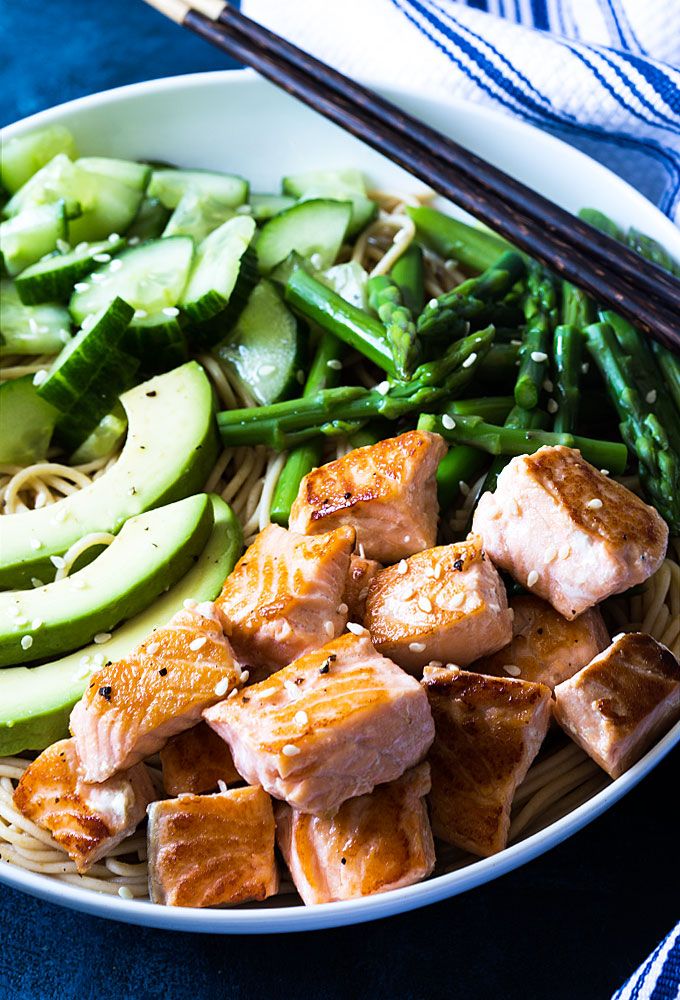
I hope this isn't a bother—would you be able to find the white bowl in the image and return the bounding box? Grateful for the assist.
[2,69,678,933]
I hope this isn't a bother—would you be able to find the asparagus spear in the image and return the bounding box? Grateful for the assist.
[436,397,515,508]
[270,332,343,527]
[218,326,494,449]
[390,242,424,313]
[552,282,593,434]
[367,273,420,380]
[406,205,511,273]
[626,228,680,276]
[418,412,628,474]
[652,344,680,414]
[514,264,558,410]
[578,208,624,241]
[477,342,520,385]
[444,396,514,423]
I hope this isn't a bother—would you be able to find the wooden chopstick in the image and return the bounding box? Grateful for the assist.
[144,0,680,353]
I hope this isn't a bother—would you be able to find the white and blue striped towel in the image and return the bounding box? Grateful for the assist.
[244,2,680,995]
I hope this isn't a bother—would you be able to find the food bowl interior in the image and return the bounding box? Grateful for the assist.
[1,69,679,933]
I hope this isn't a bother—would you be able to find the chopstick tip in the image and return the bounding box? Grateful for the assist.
[191,0,227,20]
[142,0,190,24]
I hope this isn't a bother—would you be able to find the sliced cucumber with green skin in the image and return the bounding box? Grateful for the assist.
[122,313,188,373]
[0,280,72,355]
[54,347,140,453]
[0,125,77,195]
[0,376,60,465]
[126,196,171,241]
[0,201,70,276]
[69,236,194,322]
[4,154,82,218]
[256,199,351,273]
[69,402,127,463]
[77,157,151,192]
[282,168,376,236]
[14,237,126,305]
[216,279,304,405]
[148,168,248,209]
[181,215,257,325]
[163,190,236,242]
[66,174,143,244]
[249,193,295,221]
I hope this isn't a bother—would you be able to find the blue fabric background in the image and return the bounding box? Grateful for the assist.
[1,3,678,997]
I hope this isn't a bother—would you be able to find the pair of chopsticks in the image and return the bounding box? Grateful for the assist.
[145,0,680,353]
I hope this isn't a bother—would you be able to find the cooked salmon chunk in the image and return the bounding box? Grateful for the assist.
[204,633,435,815]
[289,430,447,563]
[554,632,680,779]
[474,595,610,689]
[365,536,513,674]
[13,739,154,873]
[147,786,277,907]
[70,603,241,783]
[160,722,241,796]
[276,763,435,905]
[216,522,354,676]
[422,665,551,856]
[343,553,383,624]
[472,446,668,619]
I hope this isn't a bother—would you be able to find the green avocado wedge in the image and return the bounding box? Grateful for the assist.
[0,495,242,755]
[0,361,218,590]
[0,493,213,667]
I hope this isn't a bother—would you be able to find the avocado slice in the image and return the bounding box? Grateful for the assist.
[0,361,218,590]
[0,495,242,754]
[0,493,214,667]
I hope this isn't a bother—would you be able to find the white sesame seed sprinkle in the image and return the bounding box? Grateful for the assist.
[108,233,121,243]
[530,351,548,363]
[646,389,657,404]
[346,622,367,636]
[327,359,342,370]
[427,660,443,669]
[403,534,411,543]
[547,399,559,414]
[462,353,477,369]
[189,636,207,651]
[31,578,44,590]
[91,272,107,284]
[504,663,521,676]
[450,592,465,607]
[600,469,610,476]
[94,653,105,666]
[612,632,625,643]
[56,238,71,254]
[397,559,408,575]
[284,679,299,698]
[92,252,111,263]
[134,309,148,319]
[442,414,456,430]
[217,780,228,793]
[118,886,134,900]
[162,306,180,317]
[128,236,141,246]
[559,544,571,560]
[214,677,230,697]
[228,687,238,699]
[109,258,123,272]
[510,339,522,347]
[294,710,308,726]
[183,599,197,610]
[282,744,301,757]
[324,620,335,637]
[375,380,390,395]
[408,642,426,653]
[544,546,557,563]
[71,579,86,590]
[527,570,539,587]
[418,595,433,613]
[581,362,590,374]
[240,670,250,684]
[296,369,305,384]
[74,282,90,292]
[309,253,323,269]
[433,562,442,580]
[586,498,603,510]
[337,603,348,615]
[80,655,91,667]
[358,543,366,560]
[29,538,42,551]
[542,379,554,393]
[458,480,470,496]
[258,364,276,376]
[21,636,33,650]
[53,507,67,523]
[14,616,28,626]
[50,555,66,569]
[93,632,111,645]
[31,619,43,630]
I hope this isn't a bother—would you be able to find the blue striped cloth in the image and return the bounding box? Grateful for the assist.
[244,2,679,995]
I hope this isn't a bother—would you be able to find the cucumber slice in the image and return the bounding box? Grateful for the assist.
[55,347,139,453]
[0,202,70,276]
[0,376,60,465]
[14,237,126,304]
[69,402,128,463]
[77,157,151,192]
[320,261,369,309]
[181,215,256,325]
[282,169,376,236]
[216,279,303,405]
[126,197,171,241]
[122,313,188,373]
[163,191,236,242]
[0,125,77,195]
[0,280,72,355]
[256,199,351,274]
[4,154,83,218]
[66,175,142,243]
[69,236,194,322]
[148,168,248,209]
[249,193,295,221]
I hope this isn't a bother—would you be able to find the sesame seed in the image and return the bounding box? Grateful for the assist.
[74,282,90,292]
[427,660,443,668]
[53,507,67,523]
[547,399,559,414]
[91,272,106,284]
[217,780,228,792]
[93,653,105,666]
[461,353,477,369]
[128,236,141,246]
[337,603,348,615]
[418,596,433,613]
[645,389,657,404]
[162,306,179,317]
[118,886,134,900]
[375,380,390,395]
[14,616,28,626]
[284,679,299,698]
[32,369,49,388]
[527,570,539,587]
[403,534,411,543]
[294,710,308,726]
[56,238,71,254]
[134,309,148,319]
[240,670,250,684]
[80,655,91,667]
[544,546,557,563]
[214,677,230,697]
[450,592,465,607]
[228,687,238,699]
[600,469,610,476]
[189,637,207,651]
[71,579,86,590]
[409,642,426,653]
[50,555,65,569]
[59,329,71,344]
[81,315,96,331]
[235,204,253,215]
[31,576,44,587]
[425,567,435,578]
[92,252,111,263]
[183,599,197,610]
[323,620,334,637]
[93,633,111,645]
[397,559,408,575]
[29,538,42,550]
[31,619,43,630]
[504,664,521,676]
[346,622,367,636]
[510,339,522,347]
[428,298,438,309]
[327,359,342,370]
[309,253,323,269]
[258,364,276,376]
[358,543,366,559]
[21,636,33,650]
[442,414,456,431]
[282,744,301,757]
[542,379,554,393]
[586,498,603,510]
[612,632,625,643]
[108,233,121,243]
[296,369,305,384]
[559,544,571,559]
[530,351,548,363]
[581,362,590,374]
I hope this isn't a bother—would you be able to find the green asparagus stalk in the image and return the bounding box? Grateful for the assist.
[477,342,520,385]
[444,396,514,423]
[367,273,420,380]
[579,208,624,241]
[626,228,680,276]
[418,412,628,473]
[390,242,425,314]
[552,282,592,434]
[269,332,343,527]
[514,265,558,411]
[652,344,680,414]
[436,396,515,508]
[406,205,512,273]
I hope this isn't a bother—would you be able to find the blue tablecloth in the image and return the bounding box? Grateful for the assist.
[1,4,678,997]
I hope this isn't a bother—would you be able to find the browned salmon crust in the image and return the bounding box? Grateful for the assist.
[216,522,354,676]
[289,431,447,563]
[160,722,241,796]
[474,595,610,689]
[554,632,680,778]
[365,536,513,674]
[13,739,154,873]
[343,554,383,625]
[204,633,435,815]
[422,666,551,856]
[472,446,668,618]
[70,603,241,783]
[275,763,435,905]
[147,786,278,907]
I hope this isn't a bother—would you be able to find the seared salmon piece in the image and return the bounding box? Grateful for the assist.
[70,603,241,783]
[554,632,680,779]
[422,665,551,856]
[204,633,435,815]
[474,595,610,690]
[276,763,435,905]
[343,553,383,624]
[160,722,241,796]
[472,446,668,619]
[289,430,447,563]
[365,536,513,674]
[216,523,354,676]
[147,786,277,907]
[13,738,154,873]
